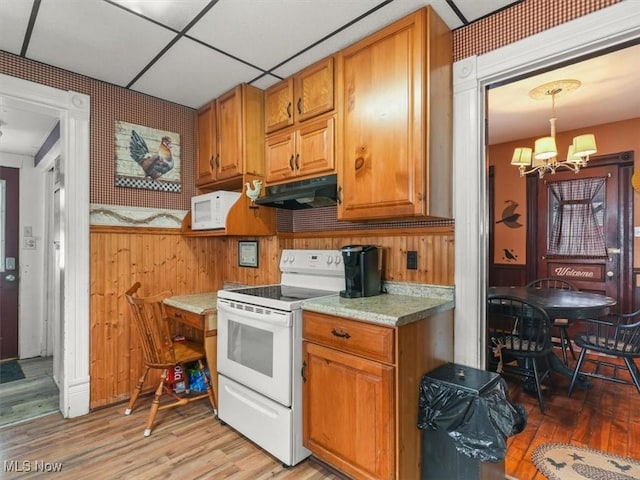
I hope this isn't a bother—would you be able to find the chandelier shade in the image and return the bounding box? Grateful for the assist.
[534,136,558,160]
[512,79,597,178]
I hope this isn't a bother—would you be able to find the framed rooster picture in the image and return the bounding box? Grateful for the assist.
[114,121,181,192]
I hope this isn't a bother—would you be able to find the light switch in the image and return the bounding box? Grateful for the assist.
[635,226,640,237]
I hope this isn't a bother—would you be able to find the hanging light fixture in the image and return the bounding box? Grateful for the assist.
[511,79,597,178]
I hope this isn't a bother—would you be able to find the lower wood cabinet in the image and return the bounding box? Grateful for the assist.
[302,310,454,480]
[303,341,395,480]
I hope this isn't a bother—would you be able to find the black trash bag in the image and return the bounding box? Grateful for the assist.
[417,376,526,462]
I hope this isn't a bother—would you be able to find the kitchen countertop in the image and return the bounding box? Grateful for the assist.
[163,292,217,315]
[302,282,454,327]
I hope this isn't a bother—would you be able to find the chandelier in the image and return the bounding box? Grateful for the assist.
[511,79,597,178]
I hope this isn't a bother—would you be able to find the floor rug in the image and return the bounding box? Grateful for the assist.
[0,360,25,384]
[533,443,640,480]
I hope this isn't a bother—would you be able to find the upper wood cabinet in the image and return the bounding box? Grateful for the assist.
[196,102,217,186]
[196,84,265,190]
[336,7,452,221]
[265,57,334,134]
[264,114,335,183]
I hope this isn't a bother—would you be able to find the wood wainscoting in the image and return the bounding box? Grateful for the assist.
[89,226,454,408]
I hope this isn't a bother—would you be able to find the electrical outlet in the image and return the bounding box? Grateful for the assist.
[407,251,418,270]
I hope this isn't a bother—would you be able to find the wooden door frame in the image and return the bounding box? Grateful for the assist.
[525,151,634,312]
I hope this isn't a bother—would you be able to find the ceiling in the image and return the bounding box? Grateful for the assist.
[0,0,637,158]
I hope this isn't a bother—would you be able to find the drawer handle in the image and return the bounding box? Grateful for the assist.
[355,157,365,171]
[287,101,292,119]
[331,328,351,339]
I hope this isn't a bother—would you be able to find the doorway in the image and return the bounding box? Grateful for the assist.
[0,73,90,418]
[0,167,19,360]
[451,2,640,369]
[531,152,633,312]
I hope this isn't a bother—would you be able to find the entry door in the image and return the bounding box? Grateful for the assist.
[0,167,19,360]
[536,152,633,312]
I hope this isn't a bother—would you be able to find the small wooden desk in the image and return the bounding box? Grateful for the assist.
[163,293,218,399]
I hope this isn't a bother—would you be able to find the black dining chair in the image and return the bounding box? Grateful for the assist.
[526,277,578,366]
[487,295,554,413]
[568,309,640,396]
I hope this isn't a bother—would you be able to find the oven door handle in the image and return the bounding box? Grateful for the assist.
[217,301,292,327]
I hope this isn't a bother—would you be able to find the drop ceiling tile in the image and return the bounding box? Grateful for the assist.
[250,74,284,91]
[188,0,383,71]
[109,0,210,31]
[130,37,263,109]
[0,0,35,55]
[27,0,175,86]
[270,0,433,78]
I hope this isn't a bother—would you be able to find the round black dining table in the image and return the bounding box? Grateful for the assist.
[487,286,617,389]
[487,286,617,319]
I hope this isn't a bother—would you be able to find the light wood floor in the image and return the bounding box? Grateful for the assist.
[0,357,58,428]
[0,351,637,479]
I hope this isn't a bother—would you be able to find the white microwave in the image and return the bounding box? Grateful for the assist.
[191,191,241,230]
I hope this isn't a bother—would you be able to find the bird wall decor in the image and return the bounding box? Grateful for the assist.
[245,179,263,204]
[129,129,174,180]
[496,200,522,228]
[502,248,518,262]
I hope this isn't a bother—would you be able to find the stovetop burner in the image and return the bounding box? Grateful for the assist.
[228,285,337,302]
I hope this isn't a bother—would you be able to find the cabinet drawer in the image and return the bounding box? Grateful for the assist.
[303,311,394,364]
[164,305,205,330]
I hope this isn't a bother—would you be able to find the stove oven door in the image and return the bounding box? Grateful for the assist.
[217,298,293,406]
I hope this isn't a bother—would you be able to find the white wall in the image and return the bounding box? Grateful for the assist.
[0,151,46,359]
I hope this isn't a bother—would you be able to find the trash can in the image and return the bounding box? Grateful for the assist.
[417,363,527,480]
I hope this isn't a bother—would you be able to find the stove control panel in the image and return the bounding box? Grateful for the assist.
[280,249,343,274]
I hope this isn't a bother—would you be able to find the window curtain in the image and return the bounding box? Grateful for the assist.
[547,177,607,257]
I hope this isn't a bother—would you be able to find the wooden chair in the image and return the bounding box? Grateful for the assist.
[526,277,578,365]
[124,282,217,436]
[487,295,554,413]
[568,310,640,396]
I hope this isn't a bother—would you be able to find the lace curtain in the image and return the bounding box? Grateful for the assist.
[547,177,607,257]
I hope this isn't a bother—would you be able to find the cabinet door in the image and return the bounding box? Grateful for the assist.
[303,341,394,480]
[338,11,425,221]
[296,115,335,179]
[265,78,294,134]
[216,86,243,181]
[196,102,217,186]
[295,57,334,123]
[265,130,296,183]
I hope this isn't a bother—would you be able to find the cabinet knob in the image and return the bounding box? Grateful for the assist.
[355,157,365,171]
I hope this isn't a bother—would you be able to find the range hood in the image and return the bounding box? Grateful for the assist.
[255,174,337,210]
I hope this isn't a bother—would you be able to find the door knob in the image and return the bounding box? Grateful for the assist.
[606,271,614,278]
[4,274,16,282]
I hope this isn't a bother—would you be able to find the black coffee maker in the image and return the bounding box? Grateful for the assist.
[339,245,382,298]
